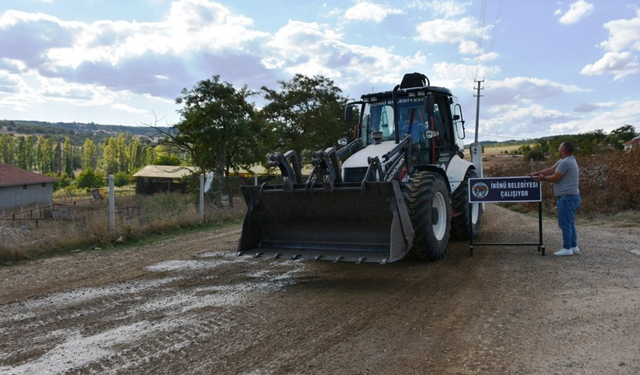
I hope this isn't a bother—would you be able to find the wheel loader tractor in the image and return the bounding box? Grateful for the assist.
[238,72,483,264]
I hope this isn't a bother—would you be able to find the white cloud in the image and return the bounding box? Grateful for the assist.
[581,9,640,80]
[490,77,588,94]
[415,17,484,44]
[581,51,640,80]
[409,0,470,19]
[555,0,594,25]
[598,9,640,52]
[112,103,148,114]
[458,40,481,55]
[550,100,640,134]
[485,103,567,133]
[481,98,640,141]
[343,1,403,23]
[265,20,427,89]
[431,61,499,91]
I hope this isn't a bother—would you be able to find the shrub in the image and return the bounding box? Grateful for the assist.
[76,168,106,189]
[114,171,131,187]
[55,174,72,190]
[525,149,545,161]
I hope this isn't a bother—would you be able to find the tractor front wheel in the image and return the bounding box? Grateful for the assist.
[403,171,451,260]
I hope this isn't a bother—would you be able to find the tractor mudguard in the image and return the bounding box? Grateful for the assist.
[238,181,414,264]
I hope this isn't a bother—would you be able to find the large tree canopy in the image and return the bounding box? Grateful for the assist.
[171,75,264,204]
[260,74,352,162]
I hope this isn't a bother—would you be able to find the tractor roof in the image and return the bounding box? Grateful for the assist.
[361,85,452,101]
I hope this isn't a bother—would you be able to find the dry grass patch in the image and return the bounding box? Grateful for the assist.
[0,192,246,264]
[487,150,640,219]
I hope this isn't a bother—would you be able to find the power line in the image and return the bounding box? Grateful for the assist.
[464,0,506,131]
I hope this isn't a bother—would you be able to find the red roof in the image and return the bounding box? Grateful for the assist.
[624,136,640,146]
[0,164,57,188]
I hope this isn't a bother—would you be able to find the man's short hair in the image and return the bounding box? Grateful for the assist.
[562,142,575,154]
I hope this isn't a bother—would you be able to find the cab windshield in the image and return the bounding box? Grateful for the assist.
[361,97,428,145]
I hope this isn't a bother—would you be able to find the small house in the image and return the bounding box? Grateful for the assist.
[0,164,56,213]
[623,136,640,152]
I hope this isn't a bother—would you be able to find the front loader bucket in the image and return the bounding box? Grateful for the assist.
[238,181,414,264]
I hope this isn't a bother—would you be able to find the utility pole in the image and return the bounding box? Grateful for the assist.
[470,79,484,178]
[473,79,484,144]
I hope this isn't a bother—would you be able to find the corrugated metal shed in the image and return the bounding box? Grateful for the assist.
[132,165,196,179]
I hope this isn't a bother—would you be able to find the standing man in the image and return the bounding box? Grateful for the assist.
[529,142,581,256]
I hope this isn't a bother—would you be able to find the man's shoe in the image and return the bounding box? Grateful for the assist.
[571,246,581,255]
[554,248,573,256]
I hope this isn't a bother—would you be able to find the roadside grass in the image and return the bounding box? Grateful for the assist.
[0,192,246,265]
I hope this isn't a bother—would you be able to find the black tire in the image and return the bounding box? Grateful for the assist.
[403,171,451,260]
[450,169,483,240]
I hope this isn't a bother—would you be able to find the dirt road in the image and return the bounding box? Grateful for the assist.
[1,205,639,374]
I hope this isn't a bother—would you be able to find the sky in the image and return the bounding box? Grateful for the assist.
[1,0,640,142]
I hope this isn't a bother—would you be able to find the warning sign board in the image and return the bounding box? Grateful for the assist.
[468,176,541,203]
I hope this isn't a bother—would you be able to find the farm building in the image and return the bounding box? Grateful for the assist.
[132,165,197,195]
[132,164,315,195]
[0,164,56,214]
[624,136,640,151]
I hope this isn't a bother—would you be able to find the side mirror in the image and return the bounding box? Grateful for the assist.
[344,105,354,122]
[454,103,466,139]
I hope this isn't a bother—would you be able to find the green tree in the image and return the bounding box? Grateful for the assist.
[36,136,53,174]
[26,136,36,170]
[16,137,28,169]
[142,145,156,166]
[63,137,74,178]
[606,125,637,150]
[128,138,144,170]
[0,134,11,164]
[116,133,129,172]
[52,142,63,175]
[81,138,98,170]
[102,137,119,174]
[76,167,106,189]
[169,75,261,206]
[260,74,351,162]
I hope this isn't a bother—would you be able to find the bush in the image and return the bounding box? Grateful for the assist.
[54,174,72,191]
[114,171,131,187]
[525,149,545,161]
[154,154,182,166]
[76,168,106,189]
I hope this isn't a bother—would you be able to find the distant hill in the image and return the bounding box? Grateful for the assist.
[0,120,172,146]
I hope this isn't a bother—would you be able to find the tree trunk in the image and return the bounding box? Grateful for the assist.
[217,139,226,207]
[225,170,234,209]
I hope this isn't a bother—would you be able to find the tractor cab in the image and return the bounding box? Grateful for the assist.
[354,75,466,166]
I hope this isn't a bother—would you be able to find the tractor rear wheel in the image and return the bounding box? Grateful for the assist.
[403,171,451,260]
[451,170,483,240]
